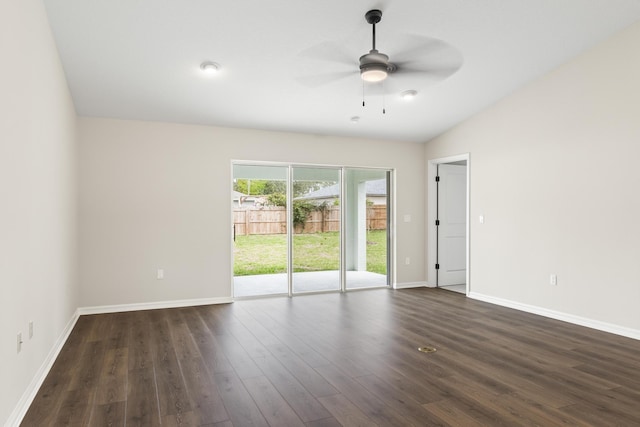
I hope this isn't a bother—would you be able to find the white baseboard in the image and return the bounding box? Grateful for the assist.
[393,281,428,289]
[468,292,640,341]
[5,310,80,427]
[78,296,233,315]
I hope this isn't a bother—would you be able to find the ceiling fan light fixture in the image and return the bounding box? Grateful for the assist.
[361,65,388,82]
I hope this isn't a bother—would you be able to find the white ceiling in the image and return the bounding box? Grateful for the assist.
[42,0,640,143]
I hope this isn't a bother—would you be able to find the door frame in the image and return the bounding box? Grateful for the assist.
[427,154,470,294]
[230,160,395,298]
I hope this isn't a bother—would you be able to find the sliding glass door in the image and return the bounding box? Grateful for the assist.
[232,162,391,298]
[344,168,390,289]
[292,167,341,293]
[232,164,288,297]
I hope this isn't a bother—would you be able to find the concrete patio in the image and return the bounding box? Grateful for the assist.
[233,270,387,297]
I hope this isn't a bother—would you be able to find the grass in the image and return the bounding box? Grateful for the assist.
[233,230,387,276]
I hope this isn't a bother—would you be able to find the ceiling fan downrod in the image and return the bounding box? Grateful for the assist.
[365,9,382,50]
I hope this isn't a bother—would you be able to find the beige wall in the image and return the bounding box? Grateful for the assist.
[0,0,78,424]
[78,118,426,307]
[425,21,640,332]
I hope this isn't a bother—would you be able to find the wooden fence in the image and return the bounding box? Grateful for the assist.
[233,205,387,236]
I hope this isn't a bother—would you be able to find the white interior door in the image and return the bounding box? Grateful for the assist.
[438,164,467,286]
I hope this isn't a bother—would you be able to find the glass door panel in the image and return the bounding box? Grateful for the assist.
[292,167,341,293]
[344,168,389,289]
[232,164,288,297]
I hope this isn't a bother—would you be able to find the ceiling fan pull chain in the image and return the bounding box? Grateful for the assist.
[362,81,366,107]
[382,81,386,114]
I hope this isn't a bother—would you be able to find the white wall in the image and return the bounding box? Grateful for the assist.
[78,118,426,307]
[425,21,640,334]
[0,0,78,425]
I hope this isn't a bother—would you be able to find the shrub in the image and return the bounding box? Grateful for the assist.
[264,194,325,229]
[266,192,286,207]
[293,200,315,228]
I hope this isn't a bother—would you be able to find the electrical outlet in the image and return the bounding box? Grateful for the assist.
[157,269,164,280]
[405,257,411,265]
[17,332,23,353]
[550,274,557,286]
[29,321,34,339]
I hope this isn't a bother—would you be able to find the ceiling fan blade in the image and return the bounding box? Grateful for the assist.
[392,60,462,81]
[295,71,357,88]
[297,41,358,67]
[390,34,463,67]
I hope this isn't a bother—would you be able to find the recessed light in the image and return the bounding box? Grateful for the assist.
[200,61,220,75]
[350,116,360,123]
[401,90,417,100]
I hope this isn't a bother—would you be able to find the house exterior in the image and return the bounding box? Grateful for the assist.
[232,191,267,208]
[296,179,387,205]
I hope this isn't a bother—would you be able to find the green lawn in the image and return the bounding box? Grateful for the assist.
[233,230,387,276]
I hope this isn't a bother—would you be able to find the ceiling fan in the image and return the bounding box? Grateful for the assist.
[297,9,463,90]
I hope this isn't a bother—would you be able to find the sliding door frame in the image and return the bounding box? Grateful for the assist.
[231,160,394,298]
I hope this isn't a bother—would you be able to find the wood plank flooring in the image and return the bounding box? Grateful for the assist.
[22,288,640,426]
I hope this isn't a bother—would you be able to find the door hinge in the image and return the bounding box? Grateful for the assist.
[435,219,440,226]
[435,176,440,182]
[435,263,440,270]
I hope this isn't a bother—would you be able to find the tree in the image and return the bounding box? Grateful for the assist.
[234,179,267,195]
[237,180,333,197]
[266,193,286,207]
[264,180,286,194]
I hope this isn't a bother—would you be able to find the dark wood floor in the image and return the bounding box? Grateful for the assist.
[22,288,640,426]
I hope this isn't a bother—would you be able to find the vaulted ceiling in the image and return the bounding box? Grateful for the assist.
[43,0,640,142]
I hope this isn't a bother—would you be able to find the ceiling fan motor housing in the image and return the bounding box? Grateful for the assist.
[360,50,388,67]
[359,50,396,82]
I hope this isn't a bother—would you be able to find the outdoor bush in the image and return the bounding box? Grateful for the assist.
[264,194,325,229]
[293,200,316,228]
[266,192,286,207]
